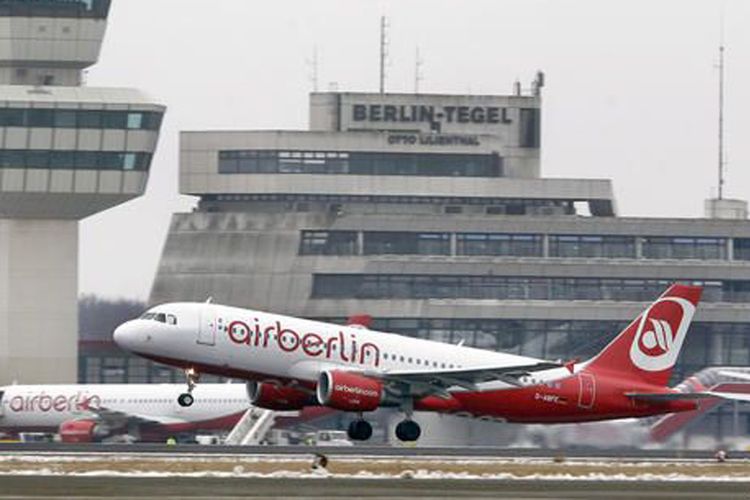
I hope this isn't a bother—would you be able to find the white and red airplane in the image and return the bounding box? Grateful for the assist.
[0,383,249,443]
[113,284,750,442]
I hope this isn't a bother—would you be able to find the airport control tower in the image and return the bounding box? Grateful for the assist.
[0,0,165,384]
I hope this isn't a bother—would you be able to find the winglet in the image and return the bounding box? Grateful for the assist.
[347,314,372,329]
[564,359,577,374]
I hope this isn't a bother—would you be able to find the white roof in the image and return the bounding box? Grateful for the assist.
[0,85,165,110]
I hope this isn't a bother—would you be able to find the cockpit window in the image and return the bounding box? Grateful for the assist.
[139,311,175,325]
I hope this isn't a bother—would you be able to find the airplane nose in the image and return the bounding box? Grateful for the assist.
[113,321,140,351]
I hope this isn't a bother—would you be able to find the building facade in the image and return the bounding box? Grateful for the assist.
[143,88,750,442]
[0,0,165,384]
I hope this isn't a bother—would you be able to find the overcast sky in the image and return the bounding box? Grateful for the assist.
[79,0,750,300]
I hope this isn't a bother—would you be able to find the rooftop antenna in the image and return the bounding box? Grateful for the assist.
[414,46,424,94]
[307,46,319,92]
[379,16,389,94]
[717,11,726,199]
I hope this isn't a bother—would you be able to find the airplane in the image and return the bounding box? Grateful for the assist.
[113,284,750,442]
[0,383,250,443]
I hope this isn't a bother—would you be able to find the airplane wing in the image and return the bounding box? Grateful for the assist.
[626,391,750,403]
[367,361,563,398]
[77,405,178,428]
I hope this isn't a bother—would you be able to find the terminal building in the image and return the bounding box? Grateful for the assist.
[111,80,750,443]
[0,0,165,384]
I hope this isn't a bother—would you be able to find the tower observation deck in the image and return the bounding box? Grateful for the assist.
[0,0,165,384]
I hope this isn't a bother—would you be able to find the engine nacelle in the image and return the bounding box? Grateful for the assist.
[246,381,313,411]
[316,370,383,412]
[58,419,104,443]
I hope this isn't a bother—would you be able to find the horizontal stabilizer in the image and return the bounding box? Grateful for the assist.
[627,391,750,402]
[710,391,750,402]
[717,370,750,382]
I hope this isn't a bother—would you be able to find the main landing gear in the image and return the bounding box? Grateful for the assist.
[177,367,200,407]
[347,418,373,441]
[346,416,422,442]
[395,419,421,442]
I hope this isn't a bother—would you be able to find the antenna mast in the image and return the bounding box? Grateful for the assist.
[718,44,725,199]
[717,13,726,199]
[414,47,424,93]
[379,16,389,94]
[308,46,319,92]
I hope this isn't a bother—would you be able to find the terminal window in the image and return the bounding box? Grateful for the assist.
[456,233,543,257]
[299,231,358,255]
[218,150,503,178]
[312,274,748,303]
[642,237,727,260]
[734,239,750,261]
[0,0,111,18]
[0,150,152,171]
[549,235,636,258]
[519,108,541,148]
[363,232,450,256]
[0,108,163,131]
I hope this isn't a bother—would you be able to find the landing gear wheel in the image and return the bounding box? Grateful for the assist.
[177,393,195,407]
[395,420,421,442]
[347,419,373,441]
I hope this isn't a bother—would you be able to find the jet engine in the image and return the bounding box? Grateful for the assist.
[246,381,313,411]
[58,419,105,443]
[316,370,383,412]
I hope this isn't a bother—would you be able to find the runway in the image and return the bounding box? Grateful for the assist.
[0,476,748,499]
[0,446,749,498]
[2,442,749,460]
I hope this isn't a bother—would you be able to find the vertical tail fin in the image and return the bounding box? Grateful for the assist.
[583,284,702,387]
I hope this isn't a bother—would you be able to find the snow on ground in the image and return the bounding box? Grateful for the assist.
[1,452,750,482]
[0,468,749,482]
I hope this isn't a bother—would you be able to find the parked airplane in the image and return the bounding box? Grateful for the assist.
[113,284,750,442]
[525,367,750,448]
[0,383,250,443]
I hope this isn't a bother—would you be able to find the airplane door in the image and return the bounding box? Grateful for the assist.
[197,307,217,346]
[577,373,595,409]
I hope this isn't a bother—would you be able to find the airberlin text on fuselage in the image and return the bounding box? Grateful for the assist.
[9,392,101,413]
[227,320,380,367]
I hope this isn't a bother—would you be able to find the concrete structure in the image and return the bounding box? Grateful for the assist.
[0,0,165,384]
[133,85,750,443]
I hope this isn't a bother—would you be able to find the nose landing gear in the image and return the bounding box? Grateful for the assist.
[177,393,194,407]
[177,367,200,407]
